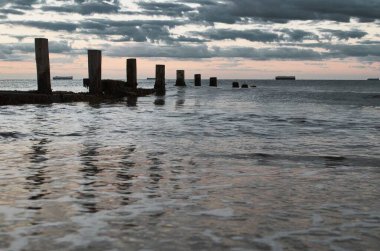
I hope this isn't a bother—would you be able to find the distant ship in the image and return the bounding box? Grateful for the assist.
[147,77,156,80]
[276,76,296,80]
[53,76,73,80]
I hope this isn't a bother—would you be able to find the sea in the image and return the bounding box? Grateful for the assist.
[0,79,379,251]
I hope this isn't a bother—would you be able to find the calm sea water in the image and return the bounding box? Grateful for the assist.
[0,79,379,251]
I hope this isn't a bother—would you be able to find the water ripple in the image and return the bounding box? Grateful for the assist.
[0,80,379,250]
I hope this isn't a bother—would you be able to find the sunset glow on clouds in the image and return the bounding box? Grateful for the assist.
[0,0,379,79]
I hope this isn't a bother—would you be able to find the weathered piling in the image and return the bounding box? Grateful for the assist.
[194,74,201,86]
[0,91,104,106]
[175,70,186,86]
[35,38,52,94]
[210,77,217,87]
[232,82,239,88]
[154,64,166,96]
[127,58,137,90]
[88,50,102,95]
[241,84,249,88]
[102,79,155,97]
[83,78,90,88]
[1,37,159,106]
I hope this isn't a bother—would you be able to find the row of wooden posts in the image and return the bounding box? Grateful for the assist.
[34,38,220,97]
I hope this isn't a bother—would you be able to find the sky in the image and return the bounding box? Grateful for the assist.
[0,0,379,79]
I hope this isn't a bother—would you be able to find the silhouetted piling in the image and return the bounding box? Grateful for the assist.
[210,77,217,87]
[83,78,89,88]
[88,50,102,95]
[194,74,201,86]
[35,38,52,94]
[154,64,166,96]
[232,82,239,88]
[175,70,186,86]
[127,58,137,90]
[241,84,249,88]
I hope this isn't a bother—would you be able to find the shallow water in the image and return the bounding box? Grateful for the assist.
[0,79,380,250]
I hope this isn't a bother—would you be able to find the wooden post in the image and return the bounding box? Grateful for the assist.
[88,50,102,95]
[127,58,137,90]
[232,82,239,88]
[35,38,52,94]
[194,74,201,86]
[83,78,90,88]
[154,64,165,96]
[210,77,217,87]
[175,70,186,86]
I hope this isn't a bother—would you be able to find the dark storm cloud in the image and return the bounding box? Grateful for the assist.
[179,0,217,5]
[106,43,323,60]
[113,34,207,43]
[1,0,378,63]
[320,29,368,40]
[279,29,319,42]
[193,28,321,43]
[0,0,38,7]
[0,0,41,10]
[0,40,73,60]
[323,44,380,58]
[105,40,380,61]
[359,40,380,45]
[8,20,78,32]
[107,43,211,58]
[78,19,183,43]
[0,0,40,17]
[192,28,368,43]
[193,29,281,43]
[49,41,74,53]
[286,42,380,59]
[4,18,183,42]
[42,0,121,15]
[135,1,194,16]
[0,8,24,15]
[191,0,380,24]
[215,47,323,60]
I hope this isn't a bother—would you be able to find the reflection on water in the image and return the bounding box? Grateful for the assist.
[154,96,165,106]
[147,155,164,199]
[0,80,379,250]
[126,96,138,107]
[175,87,186,108]
[26,138,51,207]
[116,145,136,206]
[323,156,346,168]
[79,142,101,214]
[78,113,103,214]
[25,110,53,209]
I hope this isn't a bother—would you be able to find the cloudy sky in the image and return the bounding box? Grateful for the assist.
[0,0,379,79]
